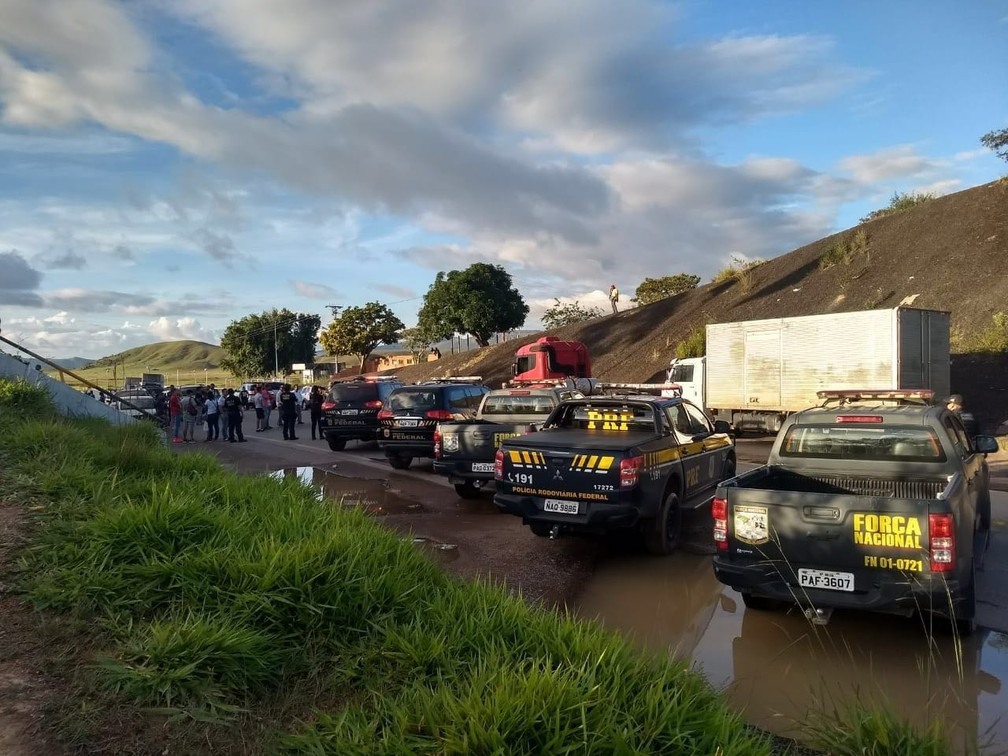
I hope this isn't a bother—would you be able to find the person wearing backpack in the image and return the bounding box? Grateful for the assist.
[204,391,220,442]
[181,389,199,442]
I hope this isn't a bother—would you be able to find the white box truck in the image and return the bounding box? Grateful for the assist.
[667,307,951,433]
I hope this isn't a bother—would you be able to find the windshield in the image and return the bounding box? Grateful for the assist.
[668,364,694,382]
[328,383,378,403]
[388,389,438,412]
[779,425,946,462]
[482,394,556,415]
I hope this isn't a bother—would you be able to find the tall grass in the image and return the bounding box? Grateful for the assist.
[0,378,771,754]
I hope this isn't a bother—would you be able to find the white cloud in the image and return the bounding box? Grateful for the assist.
[838,144,940,184]
[291,280,338,299]
[147,316,218,344]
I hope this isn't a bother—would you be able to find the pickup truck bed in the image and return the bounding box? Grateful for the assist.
[711,398,999,633]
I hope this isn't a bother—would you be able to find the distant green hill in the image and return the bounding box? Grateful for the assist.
[86,340,225,372]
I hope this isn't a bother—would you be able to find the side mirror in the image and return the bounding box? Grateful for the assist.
[714,420,731,435]
[974,435,999,455]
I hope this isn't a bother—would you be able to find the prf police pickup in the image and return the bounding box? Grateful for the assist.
[493,395,735,554]
[711,389,1000,635]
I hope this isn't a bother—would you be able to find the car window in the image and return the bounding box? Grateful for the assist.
[445,387,470,412]
[377,382,401,401]
[780,425,947,462]
[668,405,694,436]
[942,415,969,457]
[328,383,379,403]
[683,402,713,435]
[389,389,437,412]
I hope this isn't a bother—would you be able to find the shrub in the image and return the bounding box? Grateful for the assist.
[820,229,871,270]
[860,191,935,223]
[951,312,1008,353]
[710,256,764,293]
[675,326,706,359]
[541,298,605,329]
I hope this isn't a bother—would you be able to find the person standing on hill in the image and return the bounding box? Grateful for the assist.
[309,385,324,440]
[279,383,299,440]
[608,284,619,314]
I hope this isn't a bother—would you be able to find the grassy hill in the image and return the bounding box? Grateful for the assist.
[390,179,1008,431]
[51,340,227,389]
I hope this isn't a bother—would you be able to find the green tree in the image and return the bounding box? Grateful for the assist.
[981,127,1008,162]
[400,325,437,362]
[632,274,701,305]
[416,263,529,347]
[318,302,404,372]
[541,298,604,329]
[220,309,321,378]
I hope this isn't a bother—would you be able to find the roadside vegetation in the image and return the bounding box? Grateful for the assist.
[0,378,770,754]
[674,326,706,359]
[819,228,870,270]
[541,298,606,329]
[860,191,934,224]
[711,256,764,294]
[951,311,1008,353]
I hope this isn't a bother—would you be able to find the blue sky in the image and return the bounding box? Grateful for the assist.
[0,0,1005,359]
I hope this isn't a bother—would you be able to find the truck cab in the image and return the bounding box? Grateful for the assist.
[665,357,706,410]
[512,337,591,383]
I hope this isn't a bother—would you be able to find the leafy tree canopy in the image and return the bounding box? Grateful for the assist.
[400,326,438,363]
[541,298,605,330]
[416,263,528,347]
[981,127,1008,162]
[318,302,404,371]
[220,309,321,379]
[632,274,701,305]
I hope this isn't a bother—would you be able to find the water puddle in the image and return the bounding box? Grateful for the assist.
[577,552,1008,751]
[412,536,461,564]
[270,466,424,515]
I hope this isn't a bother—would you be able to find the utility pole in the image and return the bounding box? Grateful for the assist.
[274,318,279,379]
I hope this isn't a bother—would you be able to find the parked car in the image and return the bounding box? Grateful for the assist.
[116,392,160,422]
[319,376,403,451]
[377,379,490,469]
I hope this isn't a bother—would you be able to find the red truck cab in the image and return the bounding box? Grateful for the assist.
[512,337,591,383]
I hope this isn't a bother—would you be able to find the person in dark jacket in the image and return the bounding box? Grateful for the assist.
[309,385,324,440]
[279,383,299,440]
[222,388,246,442]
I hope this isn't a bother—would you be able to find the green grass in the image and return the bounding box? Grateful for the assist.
[819,228,870,270]
[950,311,1008,353]
[711,256,764,294]
[860,191,935,224]
[0,377,774,754]
[675,326,706,359]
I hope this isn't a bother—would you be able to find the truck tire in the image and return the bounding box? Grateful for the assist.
[979,490,992,532]
[643,491,681,555]
[326,436,347,451]
[454,481,482,499]
[388,453,412,470]
[529,523,553,538]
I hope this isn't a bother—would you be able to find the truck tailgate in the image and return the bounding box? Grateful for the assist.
[501,433,650,502]
[722,470,948,590]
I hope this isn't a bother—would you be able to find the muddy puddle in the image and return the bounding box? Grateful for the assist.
[270,466,424,515]
[270,467,460,565]
[577,552,1008,751]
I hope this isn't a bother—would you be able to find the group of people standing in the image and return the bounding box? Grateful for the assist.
[164,384,248,443]
[164,383,328,444]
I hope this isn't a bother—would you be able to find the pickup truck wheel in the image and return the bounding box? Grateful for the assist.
[741,592,781,611]
[326,437,347,451]
[454,481,481,499]
[529,523,552,538]
[388,453,413,470]
[721,455,737,481]
[644,491,681,555]
[979,490,992,531]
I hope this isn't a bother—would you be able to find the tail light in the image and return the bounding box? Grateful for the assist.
[364,400,383,409]
[433,428,442,459]
[929,513,956,572]
[321,401,336,411]
[494,448,504,480]
[377,409,393,420]
[426,409,454,420]
[619,456,643,488]
[712,497,728,552]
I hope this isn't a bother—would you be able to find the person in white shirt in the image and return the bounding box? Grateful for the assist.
[253,389,265,431]
[204,392,220,441]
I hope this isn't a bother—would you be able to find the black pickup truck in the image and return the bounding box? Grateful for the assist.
[433,385,583,499]
[711,390,999,634]
[493,395,735,554]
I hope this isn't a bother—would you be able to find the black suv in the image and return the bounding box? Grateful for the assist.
[377,380,490,469]
[319,376,403,451]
